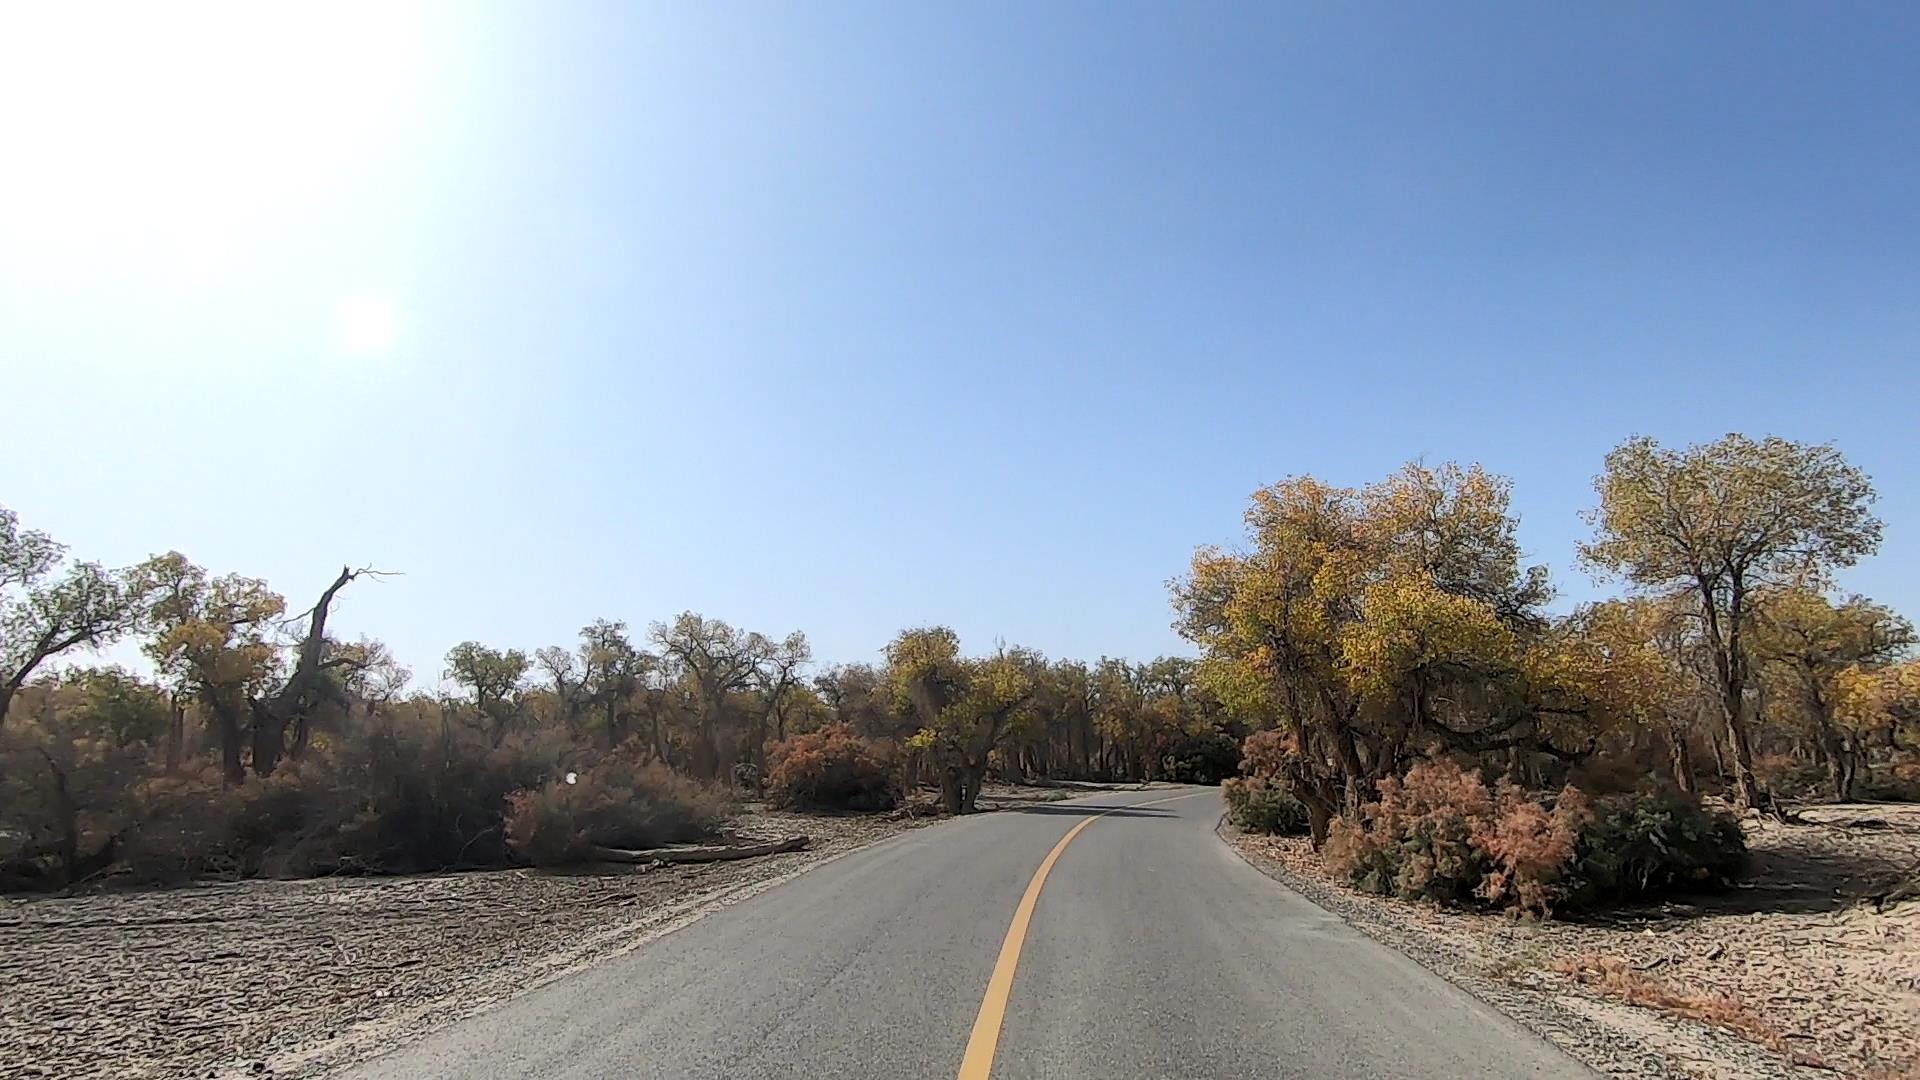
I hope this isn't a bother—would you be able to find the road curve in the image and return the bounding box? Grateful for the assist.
[342,786,1590,1080]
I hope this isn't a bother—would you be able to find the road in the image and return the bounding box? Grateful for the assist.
[343,786,1591,1080]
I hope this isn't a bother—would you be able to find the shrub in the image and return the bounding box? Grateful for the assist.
[114,716,576,882]
[1223,776,1309,835]
[766,726,897,812]
[1239,728,1297,780]
[1753,752,1827,799]
[505,758,725,867]
[1566,789,1745,906]
[1161,730,1241,784]
[117,768,236,882]
[1321,760,1744,916]
[1324,759,1494,905]
[1473,782,1590,917]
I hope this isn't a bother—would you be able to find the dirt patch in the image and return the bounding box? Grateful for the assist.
[1225,802,1920,1080]
[1,808,929,1080]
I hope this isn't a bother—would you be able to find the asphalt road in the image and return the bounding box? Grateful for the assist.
[343,786,1591,1080]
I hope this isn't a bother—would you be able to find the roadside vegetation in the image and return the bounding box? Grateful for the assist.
[0,514,1233,890]
[1193,432,1918,1077]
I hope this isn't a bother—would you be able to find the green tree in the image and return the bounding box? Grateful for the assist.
[1,506,146,729]
[444,641,530,746]
[1582,434,1882,807]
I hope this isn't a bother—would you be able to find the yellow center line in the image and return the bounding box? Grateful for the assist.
[954,789,1211,1080]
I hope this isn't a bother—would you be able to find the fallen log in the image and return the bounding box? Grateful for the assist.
[589,835,810,865]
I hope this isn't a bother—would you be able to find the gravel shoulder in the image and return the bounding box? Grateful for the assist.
[1221,803,1920,1080]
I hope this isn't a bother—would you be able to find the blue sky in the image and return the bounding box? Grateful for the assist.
[3,2,1916,680]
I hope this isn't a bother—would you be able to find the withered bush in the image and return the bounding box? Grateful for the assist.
[765,725,897,812]
[504,758,725,867]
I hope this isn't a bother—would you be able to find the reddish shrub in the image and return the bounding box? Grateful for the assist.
[766,726,897,812]
[1324,759,1495,904]
[1473,782,1590,917]
[1238,728,1297,781]
[1322,760,1739,917]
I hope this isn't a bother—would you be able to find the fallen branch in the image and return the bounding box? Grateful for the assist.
[589,835,810,865]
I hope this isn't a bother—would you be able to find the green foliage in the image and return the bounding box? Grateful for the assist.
[503,757,724,867]
[60,667,173,747]
[1,505,147,726]
[1565,790,1746,907]
[1222,776,1309,835]
[765,725,897,811]
[1160,729,1241,784]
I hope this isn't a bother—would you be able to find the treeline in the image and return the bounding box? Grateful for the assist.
[0,512,1234,887]
[1192,434,1916,915]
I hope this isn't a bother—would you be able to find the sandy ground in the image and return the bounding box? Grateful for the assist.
[1,783,1092,1080]
[1227,803,1920,1080]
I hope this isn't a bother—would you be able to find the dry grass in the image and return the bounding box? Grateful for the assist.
[1549,951,1827,1070]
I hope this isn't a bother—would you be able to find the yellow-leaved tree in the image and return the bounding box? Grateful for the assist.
[1581,435,1882,808]
[887,626,1039,814]
[1174,462,1586,845]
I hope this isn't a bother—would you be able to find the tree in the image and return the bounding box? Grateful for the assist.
[1174,463,1574,843]
[535,645,587,734]
[1836,659,1920,785]
[651,613,761,779]
[1,506,146,729]
[578,619,655,749]
[1559,597,1705,792]
[815,663,902,741]
[249,566,385,775]
[1755,590,1913,799]
[1582,434,1883,807]
[746,630,811,767]
[57,667,174,749]
[142,553,286,784]
[444,641,530,746]
[887,627,1039,813]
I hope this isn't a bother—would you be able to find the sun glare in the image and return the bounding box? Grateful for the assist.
[0,4,423,280]
[336,295,399,354]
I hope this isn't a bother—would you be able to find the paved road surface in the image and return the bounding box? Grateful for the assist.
[344,786,1590,1080]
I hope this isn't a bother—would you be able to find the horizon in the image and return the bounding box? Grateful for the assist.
[5,3,1916,685]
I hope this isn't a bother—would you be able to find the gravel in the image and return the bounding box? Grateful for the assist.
[1219,808,1919,1080]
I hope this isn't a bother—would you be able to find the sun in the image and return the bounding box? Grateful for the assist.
[336,295,399,354]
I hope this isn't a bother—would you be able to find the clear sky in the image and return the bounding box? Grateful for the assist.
[3,2,1916,681]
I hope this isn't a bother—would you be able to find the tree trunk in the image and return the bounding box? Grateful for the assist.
[1722,683,1759,809]
[961,762,985,813]
[165,697,185,773]
[1665,722,1696,795]
[213,699,246,785]
[1305,799,1331,850]
[44,754,78,885]
[250,699,286,777]
[0,683,16,731]
[939,766,966,814]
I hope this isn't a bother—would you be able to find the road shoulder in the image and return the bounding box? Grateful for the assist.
[1217,819,1831,1080]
